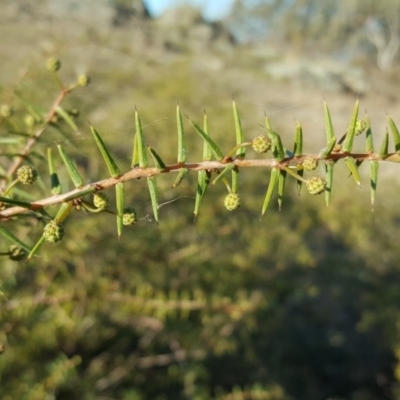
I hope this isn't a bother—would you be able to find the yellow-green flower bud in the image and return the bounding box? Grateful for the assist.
[353,119,366,136]
[306,176,326,195]
[46,57,61,72]
[24,114,35,128]
[17,165,38,184]
[123,208,137,226]
[8,245,26,261]
[224,193,241,211]
[93,192,109,211]
[0,104,13,118]
[252,135,271,153]
[302,157,319,171]
[43,220,65,243]
[77,74,90,87]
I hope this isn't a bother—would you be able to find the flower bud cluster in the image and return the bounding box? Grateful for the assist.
[354,119,367,136]
[0,104,13,118]
[93,192,109,211]
[252,135,271,153]
[43,220,65,243]
[306,176,326,195]
[224,193,241,211]
[46,57,61,72]
[302,157,318,171]
[17,165,38,185]
[123,208,138,226]
[77,74,90,87]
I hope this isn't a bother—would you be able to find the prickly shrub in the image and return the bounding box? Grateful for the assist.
[1,59,400,260]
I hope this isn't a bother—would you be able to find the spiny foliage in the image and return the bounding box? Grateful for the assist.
[1,59,400,260]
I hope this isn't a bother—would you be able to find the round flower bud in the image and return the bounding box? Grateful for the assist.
[8,245,27,261]
[24,114,35,128]
[306,176,326,195]
[0,104,13,119]
[46,57,61,72]
[353,119,366,136]
[123,208,138,226]
[93,192,109,211]
[252,135,271,153]
[17,165,38,185]
[302,157,319,171]
[43,220,65,243]
[77,74,90,87]
[224,193,241,211]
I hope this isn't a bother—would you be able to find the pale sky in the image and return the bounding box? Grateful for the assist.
[144,0,234,21]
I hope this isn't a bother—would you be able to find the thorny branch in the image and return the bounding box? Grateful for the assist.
[0,151,395,219]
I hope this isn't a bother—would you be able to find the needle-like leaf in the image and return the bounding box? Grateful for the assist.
[319,137,337,158]
[194,170,210,221]
[345,157,361,186]
[293,121,303,157]
[265,117,285,161]
[116,182,124,237]
[135,109,148,168]
[0,224,32,253]
[147,176,159,224]
[277,170,287,211]
[261,168,279,216]
[370,160,379,209]
[202,111,212,161]
[147,146,166,170]
[379,130,389,159]
[28,236,45,259]
[387,115,400,152]
[172,168,189,188]
[131,130,139,168]
[189,118,223,160]
[0,196,34,208]
[342,99,359,153]
[231,168,239,194]
[47,147,61,194]
[233,100,245,159]
[212,163,235,185]
[296,169,304,195]
[325,161,335,206]
[54,201,73,223]
[365,114,374,153]
[55,106,78,132]
[176,104,186,164]
[323,101,335,143]
[57,144,83,188]
[90,125,120,178]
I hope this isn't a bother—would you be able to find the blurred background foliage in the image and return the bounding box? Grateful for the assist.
[1,0,400,399]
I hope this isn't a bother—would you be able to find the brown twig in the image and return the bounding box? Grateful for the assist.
[1,86,74,189]
[0,151,389,219]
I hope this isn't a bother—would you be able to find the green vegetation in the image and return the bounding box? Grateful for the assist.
[2,1,400,399]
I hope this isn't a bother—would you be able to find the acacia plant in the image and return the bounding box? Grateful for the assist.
[1,58,400,260]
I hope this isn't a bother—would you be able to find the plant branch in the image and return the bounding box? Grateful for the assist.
[1,86,74,188]
[0,151,392,219]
